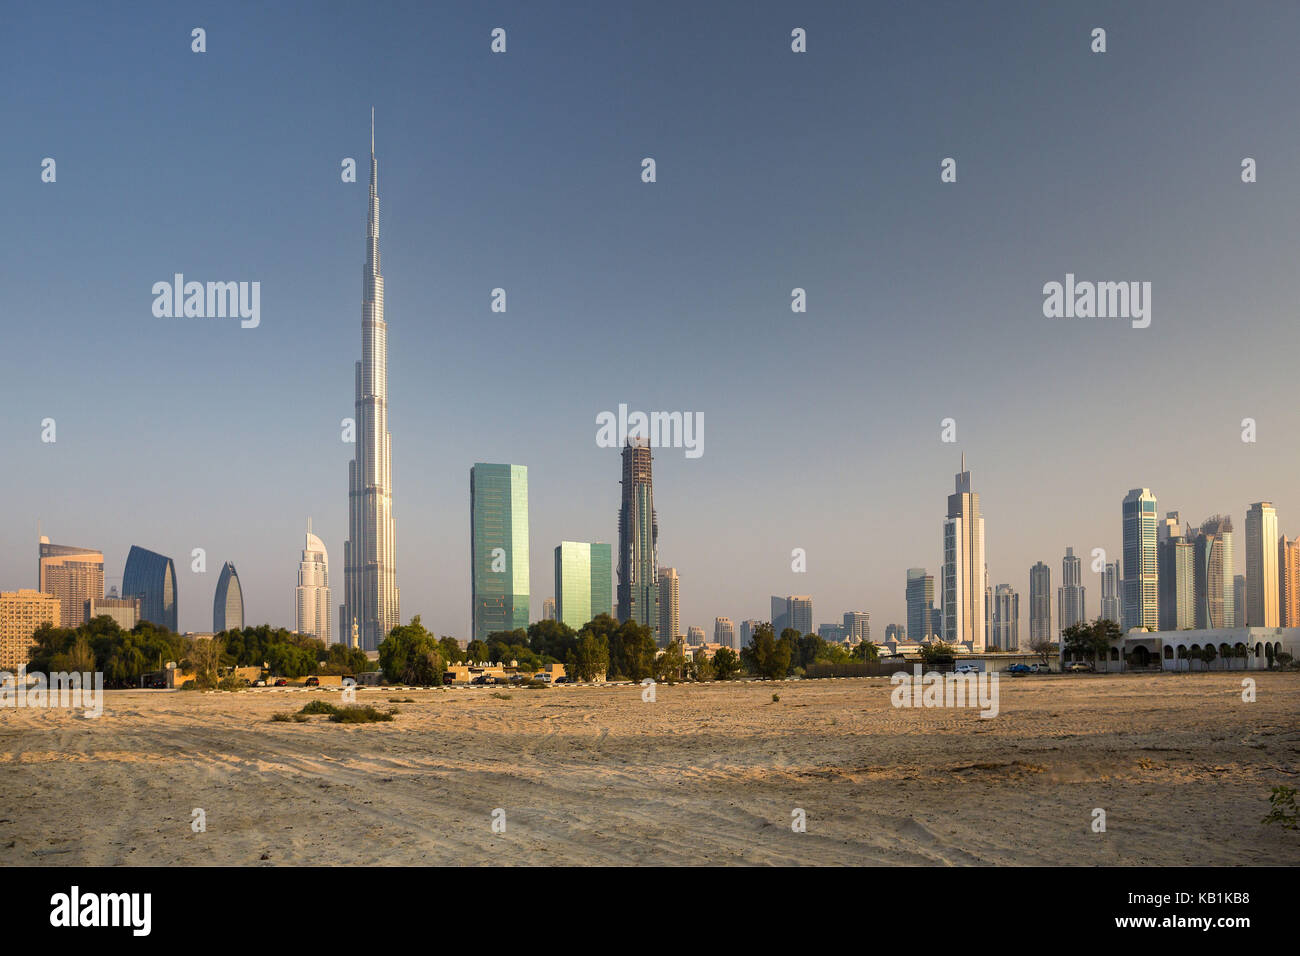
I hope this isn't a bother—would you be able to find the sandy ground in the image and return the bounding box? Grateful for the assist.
[0,673,1296,866]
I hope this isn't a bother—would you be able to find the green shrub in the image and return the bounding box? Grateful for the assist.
[1263,785,1299,829]
[299,700,341,716]
[328,705,395,724]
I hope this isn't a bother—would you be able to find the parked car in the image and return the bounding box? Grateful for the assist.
[533,673,552,683]
[1029,663,1049,674]
[273,678,288,687]
[1005,663,1032,674]
[471,675,492,685]
[305,676,320,687]
[554,676,570,684]
[954,663,979,674]
[1066,661,1094,673]
[253,679,267,687]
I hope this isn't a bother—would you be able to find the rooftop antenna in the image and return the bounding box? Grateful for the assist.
[370,107,375,153]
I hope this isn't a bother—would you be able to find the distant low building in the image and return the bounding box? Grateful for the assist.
[818,623,847,643]
[843,611,870,643]
[0,590,61,671]
[86,596,140,630]
[443,661,567,685]
[1068,626,1300,672]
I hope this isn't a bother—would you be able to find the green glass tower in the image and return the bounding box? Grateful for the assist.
[471,464,530,640]
[554,541,612,630]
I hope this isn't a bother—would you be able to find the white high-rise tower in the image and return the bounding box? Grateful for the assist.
[297,519,332,644]
[344,111,400,650]
[1245,501,1279,627]
[942,454,986,652]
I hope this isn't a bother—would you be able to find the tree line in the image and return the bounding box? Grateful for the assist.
[27,618,374,688]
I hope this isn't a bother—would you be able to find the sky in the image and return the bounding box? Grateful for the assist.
[2,1,1298,637]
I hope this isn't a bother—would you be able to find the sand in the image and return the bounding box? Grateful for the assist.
[0,672,1296,866]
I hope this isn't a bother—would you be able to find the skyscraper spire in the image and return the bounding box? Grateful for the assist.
[343,112,399,651]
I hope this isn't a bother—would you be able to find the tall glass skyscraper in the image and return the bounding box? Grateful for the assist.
[471,464,530,640]
[344,112,399,651]
[213,562,244,633]
[1122,488,1159,630]
[788,596,813,636]
[1280,536,1300,627]
[616,438,658,636]
[942,455,986,651]
[554,541,612,630]
[906,569,933,642]
[1193,515,1234,629]
[770,596,790,635]
[122,545,177,632]
[1028,561,1051,643]
[991,584,1019,650]
[1058,547,1086,634]
[1100,560,1123,627]
[1159,533,1195,631]
[657,567,680,645]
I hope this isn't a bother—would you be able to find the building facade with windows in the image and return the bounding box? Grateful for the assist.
[471,464,530,640]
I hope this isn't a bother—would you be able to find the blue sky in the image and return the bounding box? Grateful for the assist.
[3,1,1297,636]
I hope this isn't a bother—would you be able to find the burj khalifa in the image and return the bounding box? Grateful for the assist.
[343,110,400,650]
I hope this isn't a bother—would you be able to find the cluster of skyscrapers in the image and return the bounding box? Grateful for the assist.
[468,438,663,644]
[0,537,245,664]
[906,465,1300,653]
[10,127,1297,667]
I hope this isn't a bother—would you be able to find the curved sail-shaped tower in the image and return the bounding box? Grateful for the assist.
[213,561,244,633]
[122,545,178,632]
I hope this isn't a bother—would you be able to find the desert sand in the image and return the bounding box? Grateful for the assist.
[1,673,1296,866]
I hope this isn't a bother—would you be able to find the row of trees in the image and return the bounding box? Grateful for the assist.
[28,611,873,690]
[26,617,375,688]
[373,616,877,685]
[377,615,696,685]
[741,624,880,680]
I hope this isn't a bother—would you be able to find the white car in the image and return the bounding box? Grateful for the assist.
[954,664,978,674]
